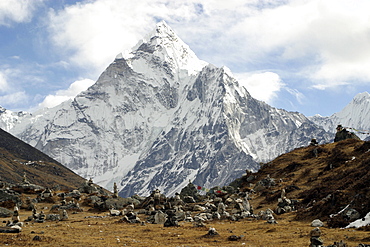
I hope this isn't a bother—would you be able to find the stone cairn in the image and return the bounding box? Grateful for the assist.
[6,205,23,231]
[125,182,257,228]
[22,172,29,185]
[275,188,296,215]
[113,182,118,198]
[309,227,324,247]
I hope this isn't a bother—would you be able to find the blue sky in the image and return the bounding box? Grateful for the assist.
[0,0,369,116]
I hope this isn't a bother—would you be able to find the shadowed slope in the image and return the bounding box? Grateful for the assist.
[0,128,85,190]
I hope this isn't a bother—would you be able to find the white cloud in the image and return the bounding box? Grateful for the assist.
[45,0,370,92]
[38,79,95,109]
[235,72,285,103]
[46,0,259,75]
[226,0,370,87]
[0,72,9,92]
[46,0,203,75]
[0,0,44,26]
[0,68,31,109]
[285,88,305,105]
[0,91,28,107]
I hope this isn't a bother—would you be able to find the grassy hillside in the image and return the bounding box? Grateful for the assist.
[240,138,370,226]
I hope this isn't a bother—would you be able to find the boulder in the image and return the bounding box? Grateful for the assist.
[164,210,179,227]
[217,202,226,214]
[154,211,167,224]
[123,211,140,223]
[0,189,21,205]
[344,208,361,221]
[311,219,324,227]
[0,206,12,217]
[61,210,69,220]
[222,186,236,194]
[98,197,140,210]
[183,196,196,203]
[51,203,82,212]
[109,209,121,216]
[179,182,200,201]
[0,226,20,233]
[193,205,206,211]
[310,227,321,238]
[204,227,219,237]
[175,211,186,221]
[228,235,242,241]
[64,190,81,199]
[46,214,61,221]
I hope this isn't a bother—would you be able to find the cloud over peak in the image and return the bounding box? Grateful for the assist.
[38,79,95,109]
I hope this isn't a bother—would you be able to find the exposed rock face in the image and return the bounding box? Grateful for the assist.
[2,21,331,197]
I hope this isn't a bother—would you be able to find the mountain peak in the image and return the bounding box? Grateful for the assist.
[152,20,176,39]
[353,91,370,103]
[117,21,207,76]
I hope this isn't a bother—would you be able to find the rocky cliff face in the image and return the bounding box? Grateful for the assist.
[2,21,332,196]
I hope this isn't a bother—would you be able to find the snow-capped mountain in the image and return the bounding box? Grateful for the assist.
[3,21,332,197]
[309,92,370,140]
[0,106,31,132]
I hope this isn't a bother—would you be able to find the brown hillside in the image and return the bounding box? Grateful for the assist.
[0,128,86,190]
[241,138,370,227]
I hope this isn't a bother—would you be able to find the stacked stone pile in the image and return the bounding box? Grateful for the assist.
[11,173,45,193]
[275,188,298,215]
[4,206,23,232]
[253,174,276,192]
[310,227,324,247]
[124,183,258,226]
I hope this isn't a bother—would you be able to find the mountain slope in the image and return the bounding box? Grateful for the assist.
[242,138,370,227]
[5,21,331,196]
[0,128,86,190]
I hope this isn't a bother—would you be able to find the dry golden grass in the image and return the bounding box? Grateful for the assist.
[0,203,369,247]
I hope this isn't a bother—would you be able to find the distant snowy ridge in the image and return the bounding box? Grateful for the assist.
[309,92,370,140]
[1,21,332,197]
[0,106,31,132]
